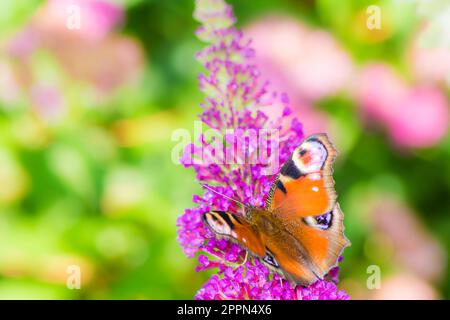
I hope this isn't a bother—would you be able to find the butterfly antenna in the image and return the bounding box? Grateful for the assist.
[199,183,247,208]
[239,250,248,266]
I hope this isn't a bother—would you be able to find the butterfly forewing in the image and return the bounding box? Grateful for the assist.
[266,133,338,217]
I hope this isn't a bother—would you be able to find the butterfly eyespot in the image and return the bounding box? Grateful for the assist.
[303,211,333,230]
[263,250,279,268]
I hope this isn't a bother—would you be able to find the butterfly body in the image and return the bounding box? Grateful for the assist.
[202,134,350,286]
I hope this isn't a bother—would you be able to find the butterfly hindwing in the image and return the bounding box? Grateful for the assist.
[286,203,350,277]
[203,210,321,285]
[256,217,321,286]
[202,211,265,257]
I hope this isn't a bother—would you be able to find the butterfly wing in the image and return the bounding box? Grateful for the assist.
[203,210,320,286]
[202,211,265,257]
[266,133,337,216]
[265,133,350,282]
[283,203,349,278]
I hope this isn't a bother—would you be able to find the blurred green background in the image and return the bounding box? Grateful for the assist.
[0,0,449,299]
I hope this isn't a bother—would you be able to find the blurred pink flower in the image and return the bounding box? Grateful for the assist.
[31,85,65,121]
[409,32,450,86]
[0,60,21,105]
[4,0,143,118]
[8,28,39,59]
[43,0,123,41]
[371,274,439,300]
[356,64,449,148]
[370,196,446,283]
[49,34,144,94]
[389,87,449,147]
[9,0,123,59]
[246,15,353,102]
[244,15,353,136]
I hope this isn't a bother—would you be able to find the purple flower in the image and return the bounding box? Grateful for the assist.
[176,0,349,300]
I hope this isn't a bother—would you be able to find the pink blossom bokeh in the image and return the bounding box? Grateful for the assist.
[355,63,449,148]
[245,15,354,135]
[409,28,450,87]
[3,0,144,120]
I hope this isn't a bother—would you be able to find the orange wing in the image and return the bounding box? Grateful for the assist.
[286,203,350,278]
[259,203,349,284]
[202,210,327,285]
[202,211,265,257]
[265,134,350,282]
[266,133,338,218]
